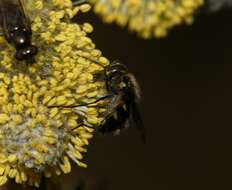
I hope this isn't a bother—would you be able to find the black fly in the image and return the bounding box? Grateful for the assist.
[0,0,37,61]
[97,61,146,142]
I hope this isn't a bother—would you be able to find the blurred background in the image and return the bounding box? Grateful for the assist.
[67,6,232,190]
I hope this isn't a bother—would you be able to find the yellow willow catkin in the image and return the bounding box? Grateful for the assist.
[0,0,109,187]
[91,0,204,38]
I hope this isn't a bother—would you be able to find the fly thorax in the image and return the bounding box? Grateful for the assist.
[10,29,31,48]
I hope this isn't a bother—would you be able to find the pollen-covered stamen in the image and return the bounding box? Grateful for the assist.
[0,0,109,187]
[0,121,68,170]
[90,0,204,38]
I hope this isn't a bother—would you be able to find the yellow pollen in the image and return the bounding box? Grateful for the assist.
[0,0,109,187]
[91,0,204,38]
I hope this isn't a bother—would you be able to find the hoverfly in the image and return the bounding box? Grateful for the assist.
[97,61,146,142]
[0,0,37,61]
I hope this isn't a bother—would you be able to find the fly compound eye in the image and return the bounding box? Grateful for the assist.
[15,45,38,61]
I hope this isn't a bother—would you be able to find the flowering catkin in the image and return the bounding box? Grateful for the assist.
[91,0,204,38]
[0,0,109,187]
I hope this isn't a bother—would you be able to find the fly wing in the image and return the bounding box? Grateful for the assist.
[127,73,146,143]
[130,100,146,143]
[0,0,30,40]
[19,0,31,27]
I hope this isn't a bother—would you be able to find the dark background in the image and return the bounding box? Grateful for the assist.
[69,8,232,190]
